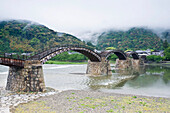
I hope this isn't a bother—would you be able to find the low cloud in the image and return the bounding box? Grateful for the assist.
[0,0,170,40]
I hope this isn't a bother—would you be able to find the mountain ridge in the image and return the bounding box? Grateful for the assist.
[96,27,164,50]
[0,20,84,53]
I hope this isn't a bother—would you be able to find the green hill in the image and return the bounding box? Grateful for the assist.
[161,30,170,43]
[96,27,164,50]
[0,20,85,53]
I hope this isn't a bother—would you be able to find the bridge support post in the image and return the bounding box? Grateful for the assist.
[115,58,132,69]
[131,59,144,67]
[115,58,145,69]
[86,57,112,75]
[6,60,45,92]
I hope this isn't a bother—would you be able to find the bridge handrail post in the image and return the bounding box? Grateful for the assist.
[23,55,24,60]
[39,55,40,60]
[17,54,19,59]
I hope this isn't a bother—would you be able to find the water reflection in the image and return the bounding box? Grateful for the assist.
[87,65,170,97]
[125,65,170,88]
[145,65,170,84]
[87,66,146,90]
[98,65,170,97]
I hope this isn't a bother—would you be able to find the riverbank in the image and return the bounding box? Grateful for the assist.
[45,60,116,64]
[0,87,57,113]
[12,90,170,113]
[145,62,170,67]
[45,61,88,64]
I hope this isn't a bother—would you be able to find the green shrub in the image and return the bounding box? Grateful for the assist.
[146,55,164,62]
[164,47,170,60]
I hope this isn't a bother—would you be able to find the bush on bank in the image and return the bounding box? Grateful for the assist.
[164,47,170,60]
[146,55,164,62]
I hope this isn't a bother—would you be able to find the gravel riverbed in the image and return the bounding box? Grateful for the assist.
[12,90,170,113]
[0,87,57,113]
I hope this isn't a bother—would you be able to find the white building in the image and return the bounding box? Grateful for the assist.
[135,49,164,57]
[152,50,164,57]
[135,50,150,56]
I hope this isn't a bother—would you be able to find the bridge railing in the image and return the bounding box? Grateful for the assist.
[0,44,98,60]
[28,44,99,60]
[0,52,29,60]
[0,57,24,67]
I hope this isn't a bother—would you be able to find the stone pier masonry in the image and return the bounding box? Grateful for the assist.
[86,57,112,75]
[115,58,144,69]
[6,60,45,92]
[86,58,144,76]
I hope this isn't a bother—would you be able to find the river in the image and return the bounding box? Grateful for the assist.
[0,64,170,98]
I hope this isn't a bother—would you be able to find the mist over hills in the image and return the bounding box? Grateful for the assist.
[78,27,170,50]
[0,20,169,52]
[0,20,84,53]
[161,30,170,43]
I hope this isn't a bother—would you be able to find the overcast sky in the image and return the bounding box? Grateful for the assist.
[1,0,170,39]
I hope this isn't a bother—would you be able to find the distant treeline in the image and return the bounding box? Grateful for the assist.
[49,52,118,62]
[50,52,88,62]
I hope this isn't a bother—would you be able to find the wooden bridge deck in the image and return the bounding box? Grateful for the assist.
[0,58,24,67]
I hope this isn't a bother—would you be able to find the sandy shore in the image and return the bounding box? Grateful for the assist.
[12,90,170,113]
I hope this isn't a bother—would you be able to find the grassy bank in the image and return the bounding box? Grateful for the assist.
[45,60,88,64]
[13,90,170,113]
[45,60,116,65]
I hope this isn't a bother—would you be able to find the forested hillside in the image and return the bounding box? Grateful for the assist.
[96,28,164,50]
[0,20,85,53]
[0,20,167,53]
[161,30,170,43]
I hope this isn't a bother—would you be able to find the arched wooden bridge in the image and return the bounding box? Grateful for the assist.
[0,45,141,92]
[0,45,139,67]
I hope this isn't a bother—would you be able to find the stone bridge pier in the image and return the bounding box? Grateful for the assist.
[6,60,45,92]
[115,58,144,69]
[86,57,144,76]
[86,57,112,75]
[115,58,132,69]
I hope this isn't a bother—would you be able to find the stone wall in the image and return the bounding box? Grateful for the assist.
[115,58,145,69]
[86,57,112,75]
[115,58,132,69]
[132,59,144,67]
[6,60,45,92]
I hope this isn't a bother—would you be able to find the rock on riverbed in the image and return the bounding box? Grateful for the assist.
[0,87,57,113]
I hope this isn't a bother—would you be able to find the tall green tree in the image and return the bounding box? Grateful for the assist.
[163,40,169,50]
[164,47,170,60]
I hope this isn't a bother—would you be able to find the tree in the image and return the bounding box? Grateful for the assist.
[164,47,170,60]
[107,54,118,61]
[87,41,94,47]
[163,40,169,50]
[106,47,116,50]
[146,55,164,62]
[30,38,40,46]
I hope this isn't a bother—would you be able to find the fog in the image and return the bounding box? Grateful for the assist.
[0,0,170,40]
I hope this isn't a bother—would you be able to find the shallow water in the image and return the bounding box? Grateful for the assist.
[0,64,170,97]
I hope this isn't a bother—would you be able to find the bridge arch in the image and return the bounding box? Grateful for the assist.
[100,50,127,60]
[127,52,139,60]
[29,47,101,64]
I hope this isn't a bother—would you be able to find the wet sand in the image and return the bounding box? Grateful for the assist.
[12,90,170,113]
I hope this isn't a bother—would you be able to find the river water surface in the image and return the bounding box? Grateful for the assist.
[0,64,170,98]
